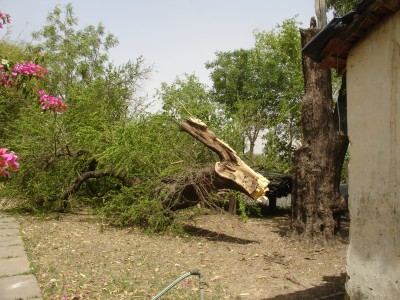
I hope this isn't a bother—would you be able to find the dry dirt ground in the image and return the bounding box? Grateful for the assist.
[17,210,348,300]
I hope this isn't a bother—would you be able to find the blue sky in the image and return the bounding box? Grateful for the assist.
[0,1,318,101]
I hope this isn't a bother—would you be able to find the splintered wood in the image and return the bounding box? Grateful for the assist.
[179,117,269,200]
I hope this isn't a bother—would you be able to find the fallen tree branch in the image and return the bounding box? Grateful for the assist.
[62,170,112,201]
[179,117,269,200]
[46,145,92,168]
[62,169,139,203]
[156,118,271,211]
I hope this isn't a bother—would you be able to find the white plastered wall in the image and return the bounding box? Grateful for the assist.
[346,10,400,299]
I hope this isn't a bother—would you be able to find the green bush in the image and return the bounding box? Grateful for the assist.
[98,186,173,232]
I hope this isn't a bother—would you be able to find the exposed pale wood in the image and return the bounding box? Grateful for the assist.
[179,117,269,200]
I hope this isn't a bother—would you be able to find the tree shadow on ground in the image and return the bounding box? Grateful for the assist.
[259,207,291,218]
[260,209,350,242]
[262,273,346,300]
[259,209,291,238]
[183,224,259,244]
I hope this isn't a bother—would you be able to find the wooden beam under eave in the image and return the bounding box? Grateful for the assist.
[321,37,350,59]
[361,13,381,28]
[318,55,347,75]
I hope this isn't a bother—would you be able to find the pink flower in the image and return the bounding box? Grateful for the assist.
[37,90,68,113]
[2,152,19,169]
[1,61,49,87]
[0,148,19,177]
[0,11,11,27]
[12,62,48,78]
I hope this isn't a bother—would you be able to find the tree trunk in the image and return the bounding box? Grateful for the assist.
[248,140,255,161]
[246,127,259,161]
[315,0,327,28]
[291,29,348,243]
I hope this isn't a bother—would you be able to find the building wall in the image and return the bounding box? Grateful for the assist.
[346,10,400,299]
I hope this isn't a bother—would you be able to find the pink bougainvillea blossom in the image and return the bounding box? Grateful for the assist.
[12,62,48,78]
[0,62,48,87]
[0,63,68,112]
[0,148,19,177]
[37,90,68,113]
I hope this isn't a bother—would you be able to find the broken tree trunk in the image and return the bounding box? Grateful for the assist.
[180,118,269,199]
[291,29,349,242]
[159,118,270,210]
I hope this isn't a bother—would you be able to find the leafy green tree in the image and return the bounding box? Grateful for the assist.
[158,73,243,153]
[159,74,215,122]
[253,18,303,169]
[1,4,151,212]
[206,49,265,159]
[30,4,150,119]
[206,18,303,167]
[327,0,360,17]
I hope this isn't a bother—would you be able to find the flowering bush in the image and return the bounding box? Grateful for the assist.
[0,61,49,86]
[0,61,68,112]
[1,11,18,177]
[0,10,68,177]
[0,148,19,177]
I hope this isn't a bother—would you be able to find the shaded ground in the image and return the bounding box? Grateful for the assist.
[17,210,348,299]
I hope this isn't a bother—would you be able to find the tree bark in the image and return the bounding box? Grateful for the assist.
[291,29,348,242]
